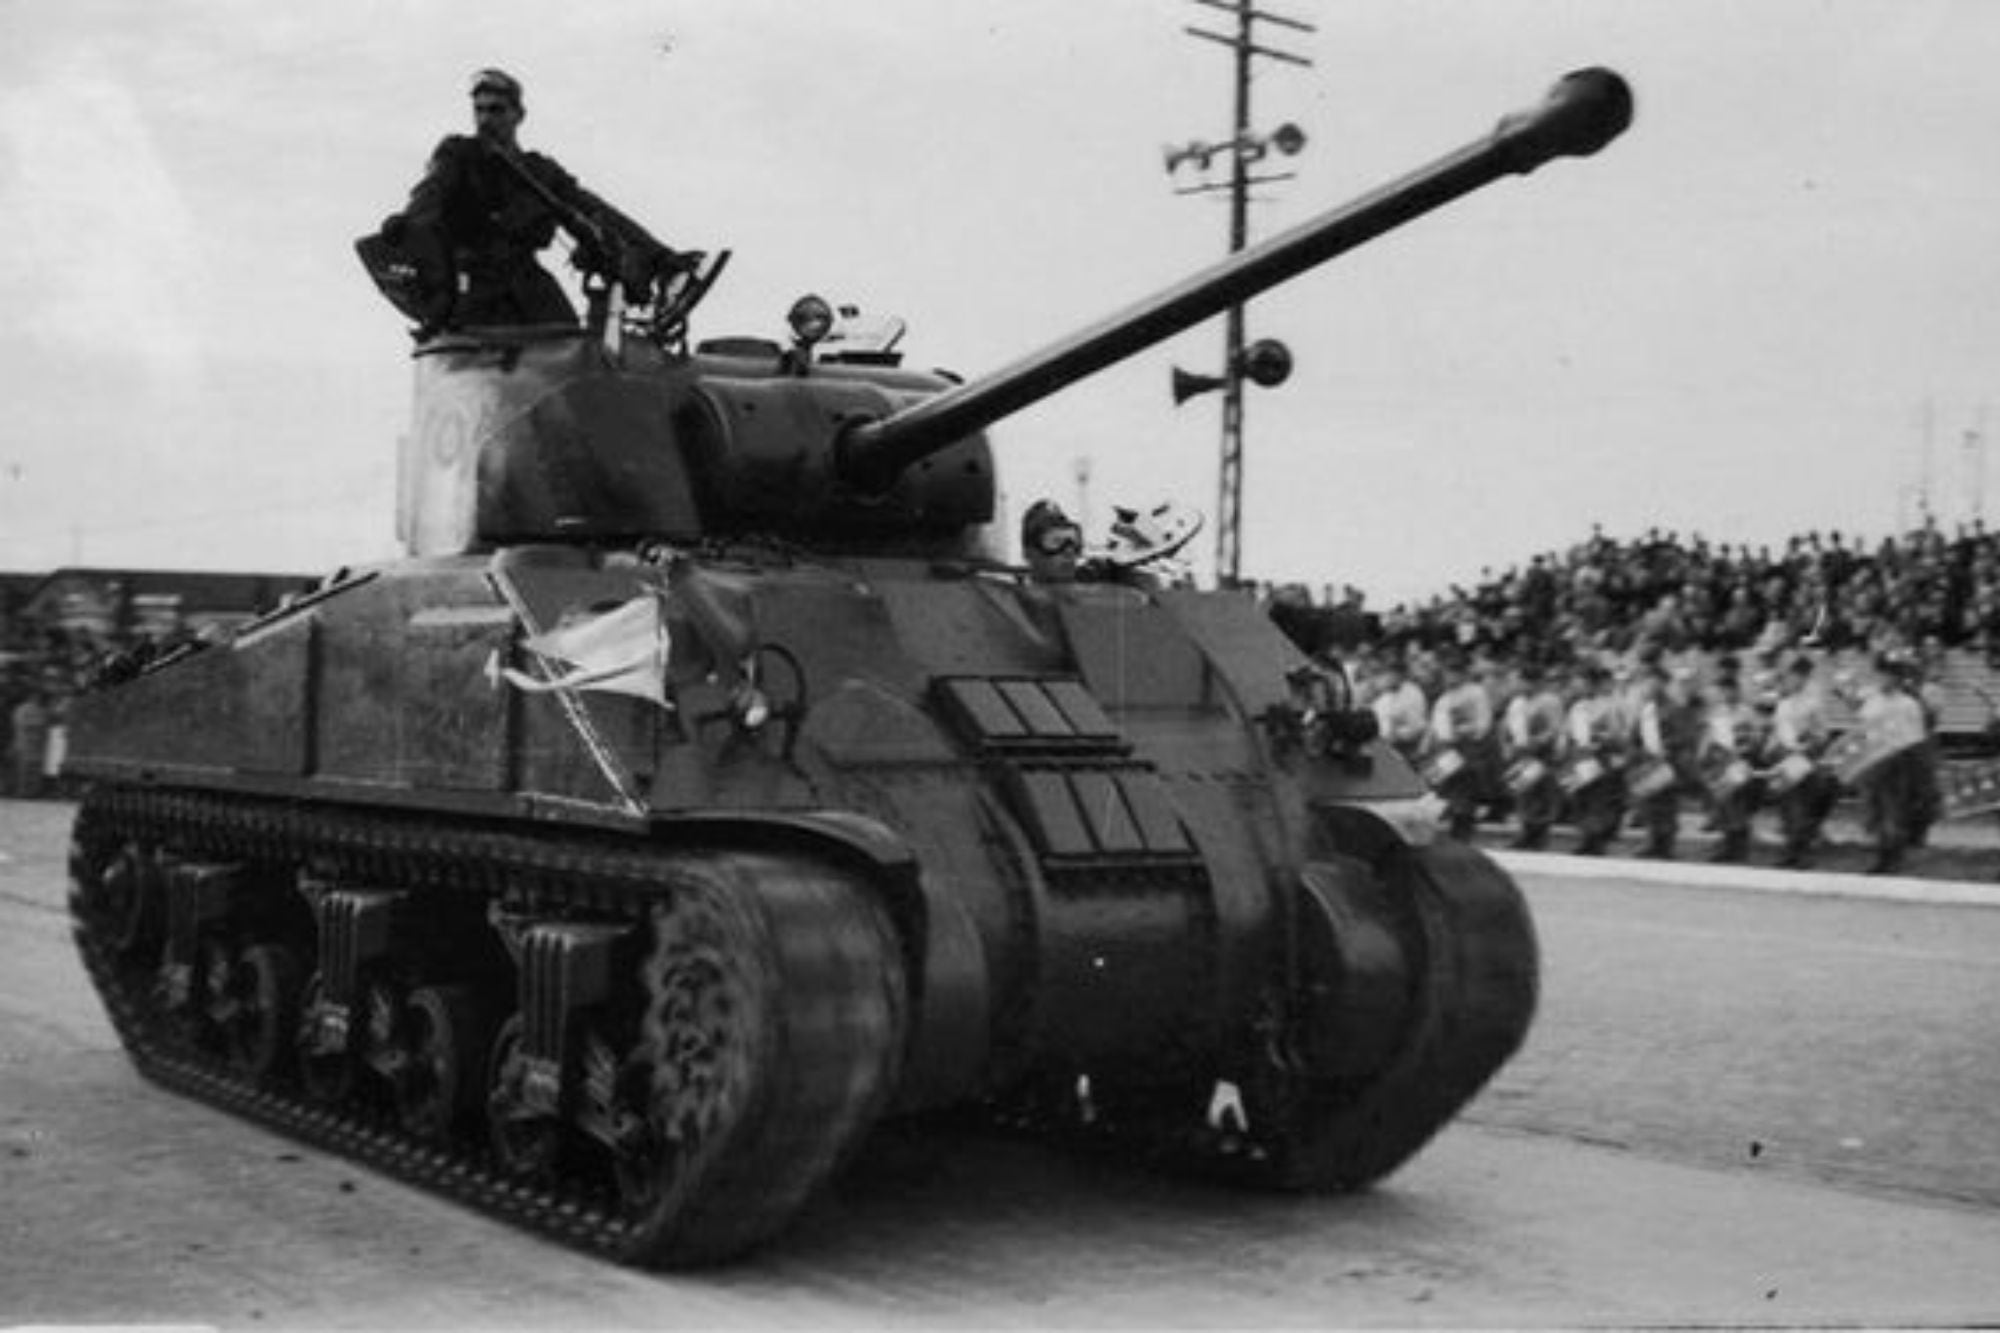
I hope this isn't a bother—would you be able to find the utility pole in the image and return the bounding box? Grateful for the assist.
[1167,0,1314,586]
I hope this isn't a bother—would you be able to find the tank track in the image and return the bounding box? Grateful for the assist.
[67,784,905,1267]
[1241,838,1540,1190]
[983,838,1538,1194]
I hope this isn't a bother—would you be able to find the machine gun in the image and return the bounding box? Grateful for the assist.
[355,138,724,346]
[482,142,725,347]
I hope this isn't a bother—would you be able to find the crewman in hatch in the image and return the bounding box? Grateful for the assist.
[375,68,696,330]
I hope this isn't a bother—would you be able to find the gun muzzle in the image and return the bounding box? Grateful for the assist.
[1493,68,1635,174]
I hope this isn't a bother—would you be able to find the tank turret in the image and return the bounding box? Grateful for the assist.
[401,69,1630,555]
[66,69,1632,1271]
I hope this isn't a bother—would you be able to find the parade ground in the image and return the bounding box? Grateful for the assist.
[6,797,2000,1328]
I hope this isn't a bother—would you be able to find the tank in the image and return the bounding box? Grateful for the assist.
[63,69,1633,1267]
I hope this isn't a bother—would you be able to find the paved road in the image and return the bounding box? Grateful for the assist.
[5,799,2000,1328]
[1473,852,2000,1209]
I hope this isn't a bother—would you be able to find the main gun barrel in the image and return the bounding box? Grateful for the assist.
[837,67,1633,493]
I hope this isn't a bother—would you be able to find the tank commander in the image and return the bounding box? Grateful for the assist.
[377,68,697,330]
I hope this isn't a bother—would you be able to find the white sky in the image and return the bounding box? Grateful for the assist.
[2,1,1997,605]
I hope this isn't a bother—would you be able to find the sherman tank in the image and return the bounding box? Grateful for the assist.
[64,69,1632,1267]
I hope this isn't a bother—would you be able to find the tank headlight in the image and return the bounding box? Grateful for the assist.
[788,294,835,346]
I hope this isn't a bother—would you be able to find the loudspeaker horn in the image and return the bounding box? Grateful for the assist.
[1171,366,1227,404]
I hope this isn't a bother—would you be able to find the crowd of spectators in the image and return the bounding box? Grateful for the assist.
[1249,520,2000,867]
[1264,518,2000,673]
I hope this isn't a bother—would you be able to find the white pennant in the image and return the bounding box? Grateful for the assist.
[501,592,673,708]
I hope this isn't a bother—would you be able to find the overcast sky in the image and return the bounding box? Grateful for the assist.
[3,1,1997,604]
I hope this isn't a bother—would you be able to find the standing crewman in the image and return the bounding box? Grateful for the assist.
[379,68,697,330]
[1766,656,1839,868]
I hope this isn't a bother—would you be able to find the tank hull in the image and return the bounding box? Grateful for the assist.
[66,550,1537,1264]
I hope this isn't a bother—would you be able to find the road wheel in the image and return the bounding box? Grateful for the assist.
[218,943,303,1083]
[77,840,166,962]
[395,986,489,1143]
